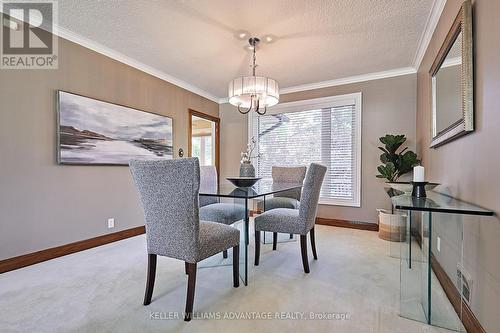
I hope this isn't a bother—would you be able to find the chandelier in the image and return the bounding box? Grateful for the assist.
[228,37,279,115]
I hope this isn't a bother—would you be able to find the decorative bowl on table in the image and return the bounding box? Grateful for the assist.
[386,182,440,194]
[226,177,261,188]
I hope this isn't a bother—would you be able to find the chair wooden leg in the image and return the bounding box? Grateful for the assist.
[254,230,260,266]
[223,250,228,259]
[143,254,157,305]
[310,227,318,260]
[300,235,310,273]
[233,245,239,287]
[185,261,189,274]
[273,232,278,250]
[184,262,197,321]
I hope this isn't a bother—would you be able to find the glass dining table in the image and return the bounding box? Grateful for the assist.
[199,179,303,286]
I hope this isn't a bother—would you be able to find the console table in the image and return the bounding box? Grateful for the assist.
[390,191,493,331]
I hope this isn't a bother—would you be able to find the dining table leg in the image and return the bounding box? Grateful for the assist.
[239,198,249,286]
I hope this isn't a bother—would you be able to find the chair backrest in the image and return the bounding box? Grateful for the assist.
[129,158,200,262]
[199,165,219,207]
[272,166,307,200]
[298,163,327,232]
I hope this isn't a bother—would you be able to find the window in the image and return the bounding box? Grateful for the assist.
[190,113,218,167]
[249,93,362,207]
[191,136,213,166]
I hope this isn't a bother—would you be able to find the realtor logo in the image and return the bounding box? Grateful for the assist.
[1,0,58,69]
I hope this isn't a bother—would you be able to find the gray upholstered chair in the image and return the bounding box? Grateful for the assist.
[257,166,307,211]
[199,166,245,259]
[254,163,327,273]
[129,158,240,321]
[256,166,307,245]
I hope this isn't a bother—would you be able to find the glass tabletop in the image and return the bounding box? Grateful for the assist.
[199,179,303,199]
[391,191,494,216]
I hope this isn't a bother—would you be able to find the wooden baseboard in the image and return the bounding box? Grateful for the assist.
[430,254,486,333]
[0,226,145,274]
[316,217,379,231]
[251,212,378,232]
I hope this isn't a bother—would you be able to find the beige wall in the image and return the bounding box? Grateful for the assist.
[219,104,249,181]
[220,74,417,223]
[0,37,218,260]
[416,0,500,331]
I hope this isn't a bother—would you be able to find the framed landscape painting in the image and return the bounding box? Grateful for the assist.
[57,91,173,165]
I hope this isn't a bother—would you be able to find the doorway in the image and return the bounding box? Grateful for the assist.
[188,109,220,172]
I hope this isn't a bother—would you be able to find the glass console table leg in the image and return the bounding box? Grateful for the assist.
[408,210,412,269]
[427,212,432,325]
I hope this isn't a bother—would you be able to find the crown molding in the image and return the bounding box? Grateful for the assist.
[279,67,416,95]
[412,0,447,70]
[0,2,219,102]
[219,67,416,104]
[1,0,438,105]
[56,27,220,103]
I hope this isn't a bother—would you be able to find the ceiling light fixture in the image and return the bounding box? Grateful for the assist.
[236,30,249,40]
[228,37,279,115]
[263,35,274,43]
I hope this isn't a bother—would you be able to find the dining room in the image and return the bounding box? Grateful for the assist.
[1,1,500,333]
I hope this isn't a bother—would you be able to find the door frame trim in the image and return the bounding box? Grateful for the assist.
[188,109,220,175]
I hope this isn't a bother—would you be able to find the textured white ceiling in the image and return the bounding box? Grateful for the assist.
[57,0,434,100]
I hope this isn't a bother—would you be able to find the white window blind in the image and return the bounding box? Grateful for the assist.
[250,93,361,207]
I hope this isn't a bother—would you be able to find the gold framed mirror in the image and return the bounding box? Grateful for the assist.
[430,0,473,148]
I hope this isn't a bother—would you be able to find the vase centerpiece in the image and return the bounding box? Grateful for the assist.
[239,137,260,177]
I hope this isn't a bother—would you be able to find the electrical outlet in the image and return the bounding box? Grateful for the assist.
[107,218,115,229]
[437,237,441,252]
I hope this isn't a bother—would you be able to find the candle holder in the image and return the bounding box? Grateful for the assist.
[411,181,428,198]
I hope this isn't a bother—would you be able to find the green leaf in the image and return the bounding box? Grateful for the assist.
[377,133,419,182]
[378,146,389,154]
[380,153,390,164]
[377,162,397,182]
[396,151,420,179]
[380,134,406,154]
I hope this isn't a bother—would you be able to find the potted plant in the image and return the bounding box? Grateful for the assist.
[376,134,419,242]
[376,134,420,184]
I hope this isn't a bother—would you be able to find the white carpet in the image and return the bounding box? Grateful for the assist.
[0,225,457,333]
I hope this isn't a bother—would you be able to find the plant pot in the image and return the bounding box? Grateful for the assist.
[377,209,406,242]
[239,162,255,177]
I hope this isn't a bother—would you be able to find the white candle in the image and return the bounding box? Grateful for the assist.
[413,166,425,182]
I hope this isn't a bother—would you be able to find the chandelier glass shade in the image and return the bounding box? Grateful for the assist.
[228,37,279,115]
[228,76,279,109]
